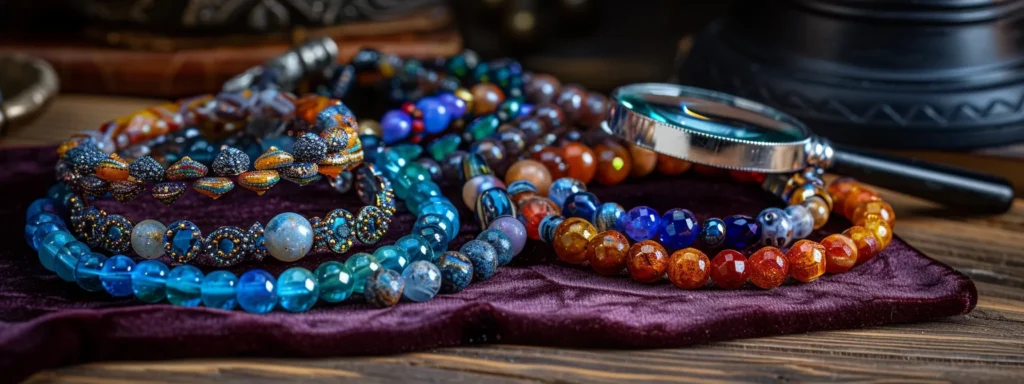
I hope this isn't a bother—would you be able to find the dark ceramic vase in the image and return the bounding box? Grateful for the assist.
[680,0,1024,150]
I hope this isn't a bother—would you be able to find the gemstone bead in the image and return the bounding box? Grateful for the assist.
[315,261,355,303]
[53,240,88,281]
[460,240,498,280]
[237,269,278,314]
[562,192,600,223]
[477,229,514,266]
[166,265,204,306]
[785,240,826,283]
[276,267,319,312]
[265,212,314,262]
[201,270,238,310]
[428,134,462,162]
[364,269,404,308]
[710,250,749,289]
[416,97,452,134]
[553,217,598,264]
[821,234,859,273]
[438,251,474,293]
[842,186,882,219]
[381,110,412,144]
[626,240,669,283]
[415,224,449,256]
[802,196,831,230]
[75,252,107,292]
[100,255,136,297]
[628,145,658,178]
[538,215,565,243]
[547,177,587,208]
[507,179,538,196]
[593,142,632,185]
[31,222,65,254]
[756,207,794,248]
[476,188,517,228]
[345,253,381,294]
[667,248,710,289]
[131,260,169,303]
[394,162,430,200]
[488,216,527,256]
[39,230,75,271]
[586,230,630,276]
[699,218,727,249]
[401,260,442,302]
[396,234,435,264]
[374,245,411,272]
[519,197,561,240]
[532,147,568,179]
[863,217,893,249]
[748,247,789,289]
[439,92,468,118]
[724,215,760,250]
[619,206,661,242]
[658,208,698,251]
[505,159,552,195]
[593,202,625,233]
[852,200,896,227]
[844,226,881,265]
[560,142,597,184]
[785,205,815,239]
[406,181,442,215]
[131,219,166,260]
[413,213,454,242]
[211,147,250,176]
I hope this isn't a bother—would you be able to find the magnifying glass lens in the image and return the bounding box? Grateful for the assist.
[617,92,805,143]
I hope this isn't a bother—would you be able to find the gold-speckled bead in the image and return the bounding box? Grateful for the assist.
[254,146,295,170]
[238,170,280,195]
[165,156,208,180]
[193,177,235,199]
[95,154,130,182]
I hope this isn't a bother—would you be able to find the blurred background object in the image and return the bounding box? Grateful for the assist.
[0,53,59,137]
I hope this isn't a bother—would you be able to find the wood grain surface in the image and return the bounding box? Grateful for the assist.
[5,96,1024,383]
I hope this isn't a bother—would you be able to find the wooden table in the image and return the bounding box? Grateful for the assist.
[7,96,1024,383]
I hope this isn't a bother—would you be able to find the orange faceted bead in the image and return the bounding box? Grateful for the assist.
[505,159,553,196]
[821,234,858,274]
[626,240,669,283]
[710,249,749,289]
[785,240,826,283]
[827,178,858,210]
[593,142,632,185]
[667,248,710,289]
[561,142,597,183]
[586,230,631,275]
[862,216,893,249]
[628,144,658,178]
[842,186,882,219]
[852,200,896,227]
[553,217,598,264]
[519,197,561,240]
[748,247,789,289]
[471,83,505,115]
[532,147,569,179]
[656,154,692,175]
[843,226,881,265]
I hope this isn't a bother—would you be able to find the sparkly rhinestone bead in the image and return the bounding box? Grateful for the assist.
[72,207,105,247]
[164,220,203,264]
[95,153,130,181]
[438,251,474,293]
[277,267,319,312]
[293,132,328,163]
[355,205,389,244]
[320,125,358,153]
[237,269,278,314]
[756,207,794,248]
[248,222,267,261]
[667,248,710,289]
[562,192,600,223]
[201,270,238,310]
[238,170,280,195]
[131,219,166,260]
[211,147,250,176]
[364,269,404,308]
[748,247,789,289]
[96,214,133,254]
[315,261,355,303]
[619,206,661,242]
[658,208,699,251]
[152,182,187,205]
[110,180,144,202]
[201,226,251,266]
[710,249,749,289]
[626,240,669,283]
[281,162,321,185]
[586,230,630,276]
[193,177,235,199]
[131,260,169,303]
[100,254,136,297]
[460,240,498,280]
[320,209,355,254]
[129,155,164,182]
[265,213,314,262]
[401,261,441,302]
[66,144,104,175]
[724,215,760,250]
[74,252,107,292]
[166,156,208,180]
[77,175,109,198]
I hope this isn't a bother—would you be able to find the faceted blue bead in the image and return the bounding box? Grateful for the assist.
[401,260,441,302]
[101,255,136,297]
[166,265,204,307]
[658,208,699,251]
[406,181,442,215]
[55,240,89,282]
[201,270,239,310]
[475,188,516,228]
[418,200,460,239]
[237,269,278,314]
[315,261,354,303]
[562,192,600,223]
[39,230,74,271]
[477,229,514,266]
[27,198,61,222]
[374,245,411,272]
[75,252,107,292]
[31,222,65,253]
[345,253,380,294]
[724,215,761,250]
[460,240,498,281]
[395,234,435,264]
[699,218,727,249]
[416,97,452,134]
[132,260,169,303]
[374,147,408,180]
[548,178,587,208]
[415,223,449,256]
[618,206,661,242]
[26,212,65,248]
[277,267,319,313]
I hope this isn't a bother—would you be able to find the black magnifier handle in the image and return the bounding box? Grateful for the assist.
[829,143,1015,213]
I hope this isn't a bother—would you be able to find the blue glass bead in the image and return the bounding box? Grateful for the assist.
[39,230,74,271]
[416,97,452,134]
[201,270,238,310]
[427,133,462,162]
[315,261,355,303]
[496,99,522,122]
[27,198,61,222]
[460,240,498,281]
[699,218,727,249]
[100,255,136,297]
[401,260,441,302]
[724,215,761,250]
[277,267,319,312]
[415,223,449,256]
[438,251,473,293]
[55,240,89,282]
[594,202,625,233]
[756,207,794,248]
[75,252,107,292]
[391,143,424,162]
[394,162,430,200]
[618,206,661,242]
[477,229,514,266]
[506,180,538,196]
[395,234,435,264]
[265,212,314,262]
[562,192,600,223]
[658,208,699,251]
[47,183,72,204]
[548,178,587,208]
[413,213,453,240]
[438,92,467,119]
[26,212,65,248]
[31,222,65,253]
[406,181,442,215]
[374,147,408,180]
[465,114,500,141]
[374,245,411,272]
[132,260,169,303]
[519,103,534,117]
[166,265,204,307]
[364,269,404,308]
[538,215,565,243]
[475,188,516,228]
[785,205,814,239]
[418,200,460,239]
[237,269,278,314]
[345,252,381,294]
[360,134,383,163]
[381,110,412,144]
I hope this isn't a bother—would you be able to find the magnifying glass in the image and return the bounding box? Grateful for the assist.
[606,83,1015,213]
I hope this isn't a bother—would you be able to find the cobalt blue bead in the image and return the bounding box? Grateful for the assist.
[418,200,460,239]
[31,222,65,253]
[724,215,761,250]
[477,229,514,266]
[75,252,107,292]
[548,178,587,208]
[460,240,498,281]
[374,245,411,272]
[314,261,355,303]
[55,240,90,282]
[438,251,473,294]
[166,265,204,307]
[27,198,61,222]
[699,218,727,249]
[416,97,452,134]
[438,92,467,119]
[562,192,600,222]
[381,110,412,144]
[277,267,319,312]
[658,208,699,251]
[132,260,169,303]
[401,260,441,302]
[201,270,239,310]
[475,188,516,228]
[618,206,661,242]
[39,230,74,271]
[100,255,136,297]
[26,212,65,249]
[395,234,435,264]
[237,269,278,314]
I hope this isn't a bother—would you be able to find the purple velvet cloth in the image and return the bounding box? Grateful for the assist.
[0,147,976,383]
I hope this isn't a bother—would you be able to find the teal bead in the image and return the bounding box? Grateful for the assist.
[75,252,107,292]
[31,222,66,255]
[415,224,449,256]
[166,265,204,307]
[414,213,454,241]
[201,270,238,310]
[374,148,408,180]
[496,98,522,122]
[394,162,431,200]
[471,61,491,83]
[395,234,435,264]
[391,143,423,162]
[373,245,410,272]
[237,269,277,314]
[100,255,135,297]
[131,260,169,303]
[427,134,461,162]
[55,240,89,281]
[465,114,500,141]
[38,230,74,271]
[277,267,319,312]
[418,201,460,239]
[344,252,380,294]
[406,181,442,215]
[314,261,355,303]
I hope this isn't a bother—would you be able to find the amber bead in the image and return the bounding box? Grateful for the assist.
[511,190,539,207]
[785,240,826,283]
[667,248,710,289]
[843,226,881,265]
[532,147,569,179]
[505,160,553,196]
[821,234,858,274]
[709,250,749,289]
[862,216,893,250]
[801,196,831,230]
[556,85,587,122]
[628,145,658,178]
[841,186,881,219]
[852,200,895,227]
[626,240,669,283]
[520,197,561,240]
[553,217,598,264]
[580,92,609,128]
[586,230,630,276]
[593,142,631,185]
[656,154,692,175]
[471,83,505,116]
[748,247,789,289]
[561,142,597,184]
[827,178,858,209]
